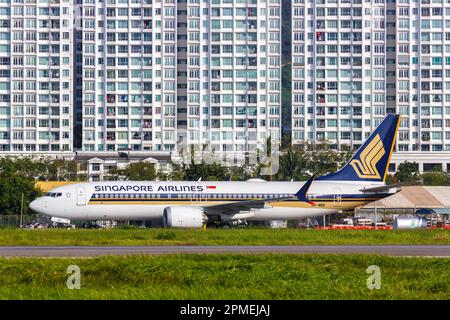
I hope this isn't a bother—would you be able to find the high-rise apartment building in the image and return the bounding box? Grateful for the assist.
[75,0,282,154]
[291,0,396,149]
[0,0,74,153]
[75,0,156,152]
[4,0,450,172]
[291,0,450,171]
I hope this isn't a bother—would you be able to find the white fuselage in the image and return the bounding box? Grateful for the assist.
[30,180,388,222]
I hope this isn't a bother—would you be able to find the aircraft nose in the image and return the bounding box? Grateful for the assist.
[29,198,44,214]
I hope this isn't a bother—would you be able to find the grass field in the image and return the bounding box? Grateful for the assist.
[0,228,448,246]
[0,254,448,299]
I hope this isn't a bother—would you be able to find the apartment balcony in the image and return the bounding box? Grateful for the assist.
[316,58,326,67]
[247,7,257,18]
[211,46,220,54]
[353,34,362,42]
[117,95,128,103]
[316,95,325,104]
[246,21,257,30]
[316,82,326,91]
[421,45,430,54]
[247,120,257,129]
[353,108,363,116]
[316,121,326,129]
[246,46,258,55]
[316,109,326,116]
[142,96,152,104]
[50,70,60,78]
[132,133,142,140]
[316,32,325,41]
[143,20,151,29]
[143,121,152,129]
[352,71,362,79]
[352,59,362,66]
[432,95,443,103]
[107,95,116,103]
[422,133,431,142]
[340,58,352,66]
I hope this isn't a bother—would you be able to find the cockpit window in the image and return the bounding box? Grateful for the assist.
[44,192,62,198]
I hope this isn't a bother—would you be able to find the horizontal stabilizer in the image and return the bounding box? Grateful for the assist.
[360,181,422,193]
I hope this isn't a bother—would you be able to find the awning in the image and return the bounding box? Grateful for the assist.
[363,186,450,209]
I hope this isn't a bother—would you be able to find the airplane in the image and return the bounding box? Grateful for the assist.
[30,114,401,228]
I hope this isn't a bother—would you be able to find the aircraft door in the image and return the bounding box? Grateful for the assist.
[77,187,87,206]
[333,187,342,207]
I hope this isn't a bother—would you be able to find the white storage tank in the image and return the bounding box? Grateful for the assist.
[393,216,428,230]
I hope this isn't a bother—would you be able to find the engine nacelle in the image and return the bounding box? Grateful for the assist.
[163,206,207,228]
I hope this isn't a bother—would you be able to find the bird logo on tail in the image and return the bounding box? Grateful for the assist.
[350,134,385,180]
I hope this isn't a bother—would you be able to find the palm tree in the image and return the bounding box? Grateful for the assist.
[277,149,309,181]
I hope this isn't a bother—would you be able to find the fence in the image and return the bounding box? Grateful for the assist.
[0,214,46,228]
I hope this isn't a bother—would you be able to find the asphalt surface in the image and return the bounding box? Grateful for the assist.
[0,245,448,257]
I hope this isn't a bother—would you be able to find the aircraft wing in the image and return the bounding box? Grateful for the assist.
[202,176,315,215]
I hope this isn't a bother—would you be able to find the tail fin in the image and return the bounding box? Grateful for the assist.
[317,114,400,182]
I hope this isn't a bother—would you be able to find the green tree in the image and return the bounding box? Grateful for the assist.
[421,171,450,186]
[44,158,79,181]
[165,163,185,181]
[395,161,420,183]
[0,171,40,215]
[229,164,257,181]
[182,163,229,181]
[269,144,354,181]
[0,156,85,216]
[0,156,38,179]
[275,148,309,181]
[307,143,352,177]
[0,156,80,181]
[116,162,157,181]
[385,174,398,185]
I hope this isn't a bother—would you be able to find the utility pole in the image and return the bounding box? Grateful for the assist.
[374,201,378,230]
[20,192,24,228]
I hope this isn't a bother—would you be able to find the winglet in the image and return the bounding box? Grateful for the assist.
[295,175,315,204]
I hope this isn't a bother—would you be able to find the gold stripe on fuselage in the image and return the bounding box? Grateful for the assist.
[87,199,380,211]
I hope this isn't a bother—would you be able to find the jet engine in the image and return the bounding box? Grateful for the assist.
[163,206,207,228]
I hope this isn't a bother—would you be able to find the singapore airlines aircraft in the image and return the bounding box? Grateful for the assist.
[30,114,401,228]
